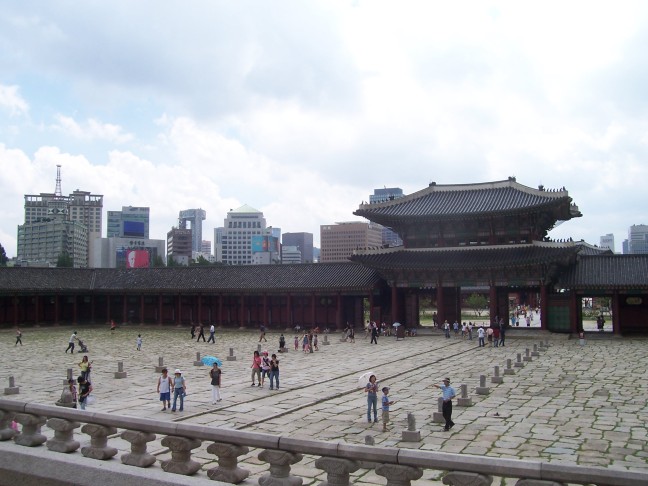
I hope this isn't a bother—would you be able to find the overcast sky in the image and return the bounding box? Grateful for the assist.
[2,1,647,258]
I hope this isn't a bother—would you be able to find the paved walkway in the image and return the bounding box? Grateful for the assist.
[1,325,646,484]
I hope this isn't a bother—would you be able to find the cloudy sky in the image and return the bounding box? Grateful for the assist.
[2,1,647,258]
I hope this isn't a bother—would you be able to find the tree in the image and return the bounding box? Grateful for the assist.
[56,252,74,267]
[0,243,7,266]
[466,293,488,317]
[151,255,166,267]
[192,255,212,266]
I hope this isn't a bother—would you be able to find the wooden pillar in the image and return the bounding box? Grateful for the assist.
[218,294,223,326]
[197,294,202,324]
[106,296,111,325]
[311,293,316,327]
[34,295,40,325]
[569,291,579,333]
[13,297,19,326]
[158,294,163,325]
[612,290,621,335]
[73,295,78,325]
[489,285,498,323]
[391,286,398,323]
[263,294,268,327]
[122,294,128,324]
[177,294,182,325]
[140,295,145,325]
[336,293,342,330]
[287,293,292,327]
[240,294,245,328]
[89,295,94,324]
[540,284,548,330]
[55,295,60,325]
[436,280,444,325]
[369,291,374,323]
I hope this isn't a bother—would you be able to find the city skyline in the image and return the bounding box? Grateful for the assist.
[2,2,648,258]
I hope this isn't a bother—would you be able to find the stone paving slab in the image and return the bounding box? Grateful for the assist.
[1,325,647,484]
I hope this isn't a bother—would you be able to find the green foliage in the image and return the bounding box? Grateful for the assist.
[56,252,74,267]
[151,255,166,267]
[192,255,212,266]
[466,293,488,316]
[0,243,7,266]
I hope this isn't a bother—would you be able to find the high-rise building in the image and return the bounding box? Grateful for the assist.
[369,187,404,247]
[599,233,615,253]
[107,206,150,238]
[215,205,267,265]
[179,208,206,253]
[625,224,648,254]
[201,240,211,254]
[93,237,165,268]
[20,165,102,267]
[281,245,302,264]
[282,232,314,263]
[319,221,383,263]
[167,227,192,265]
[17,217,88,267]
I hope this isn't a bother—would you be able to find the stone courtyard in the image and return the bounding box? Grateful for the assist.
[1,324,647,484]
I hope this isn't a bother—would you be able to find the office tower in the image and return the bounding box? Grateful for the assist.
[599,233,615,253]
[319,221,383,263]
[281,245,302,264]
[167,227,193,265]
[626,224,648,254]
[216,205,267,265]
[17,218,88,267]
[369,187,403,247]
[201,240,211,254]
[282,232,314,263]
[107,206,150,238]
[179,208,206,253]
[20,165,102,267]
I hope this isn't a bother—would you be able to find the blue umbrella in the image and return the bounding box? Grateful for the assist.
[201,356,222,366]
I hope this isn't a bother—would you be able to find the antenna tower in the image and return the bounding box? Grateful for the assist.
[54,165,63,198]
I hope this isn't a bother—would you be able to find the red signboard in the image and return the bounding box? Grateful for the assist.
[126,249,149,268]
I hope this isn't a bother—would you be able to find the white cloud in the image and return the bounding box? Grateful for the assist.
[52,115,134,143]
[0,84,29,116]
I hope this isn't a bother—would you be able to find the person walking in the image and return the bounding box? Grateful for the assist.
[370,323,379,344]
[207,324,216,344]
[209,363,222,403]
[260,351,271,387]
[65,331,78,353]
[477,326,485,347]
[269,353,280,390]
[365,374,379,423]
[171,369,186,412]
[157,368,173,411]
[443,320,450,339]
[15,328,22,346]
[77,375,93,411]
[250,350,262,386]
[433,377,456,431]
[190,324,196,339]
[196,324,206,342]
[259,324,268,342]
[136,334,143,351]
[78,355,93,380]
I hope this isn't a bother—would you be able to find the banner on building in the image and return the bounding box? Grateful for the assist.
[126,249,150,268]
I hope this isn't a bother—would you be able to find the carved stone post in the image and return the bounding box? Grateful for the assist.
[155,357,165,372]
[475,375,490,395]
[442,471,493,485]
[315,456,359,486]
[456,384,473,407]
[194,352,204,366]
[160,435,202,475]
[375,464,423,486]
[322,334,330,345]
[114,360,127,379]
[433,397,444,423]
[402,412,421,441]
[523,348,533,362]
[515,353,525,368]
[258,449,304,486]
[0,409,18,441]
[46,417,80,453]
[13,413,46,446]
[4,376,19,395]
[531,344,540,357]
[227,347,237,361]
[491,366,503,384]
[504,359,516,376]
[206,442,250,483]
[81,423,118,459]
[121,430,157,467]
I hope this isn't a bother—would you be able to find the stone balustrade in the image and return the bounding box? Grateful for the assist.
[0,398,646,486]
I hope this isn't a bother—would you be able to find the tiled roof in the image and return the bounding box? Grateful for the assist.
[0,263,382,293]
[558,255,648,289]
[354,179,580,222]
[350,243,583,271]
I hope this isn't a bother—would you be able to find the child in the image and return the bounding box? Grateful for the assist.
[381,386,396,431]
[313,334,319,351]
[294,335,299,351]
[136,334,143,351]
[302,333,309,353]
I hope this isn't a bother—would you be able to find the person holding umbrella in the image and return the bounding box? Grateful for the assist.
[364,374,379,423]
[209,362,222,403]
[433,377,456,431]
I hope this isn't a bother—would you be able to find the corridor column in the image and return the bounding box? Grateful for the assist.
[391,286,398,323]
[540,284,548,330]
